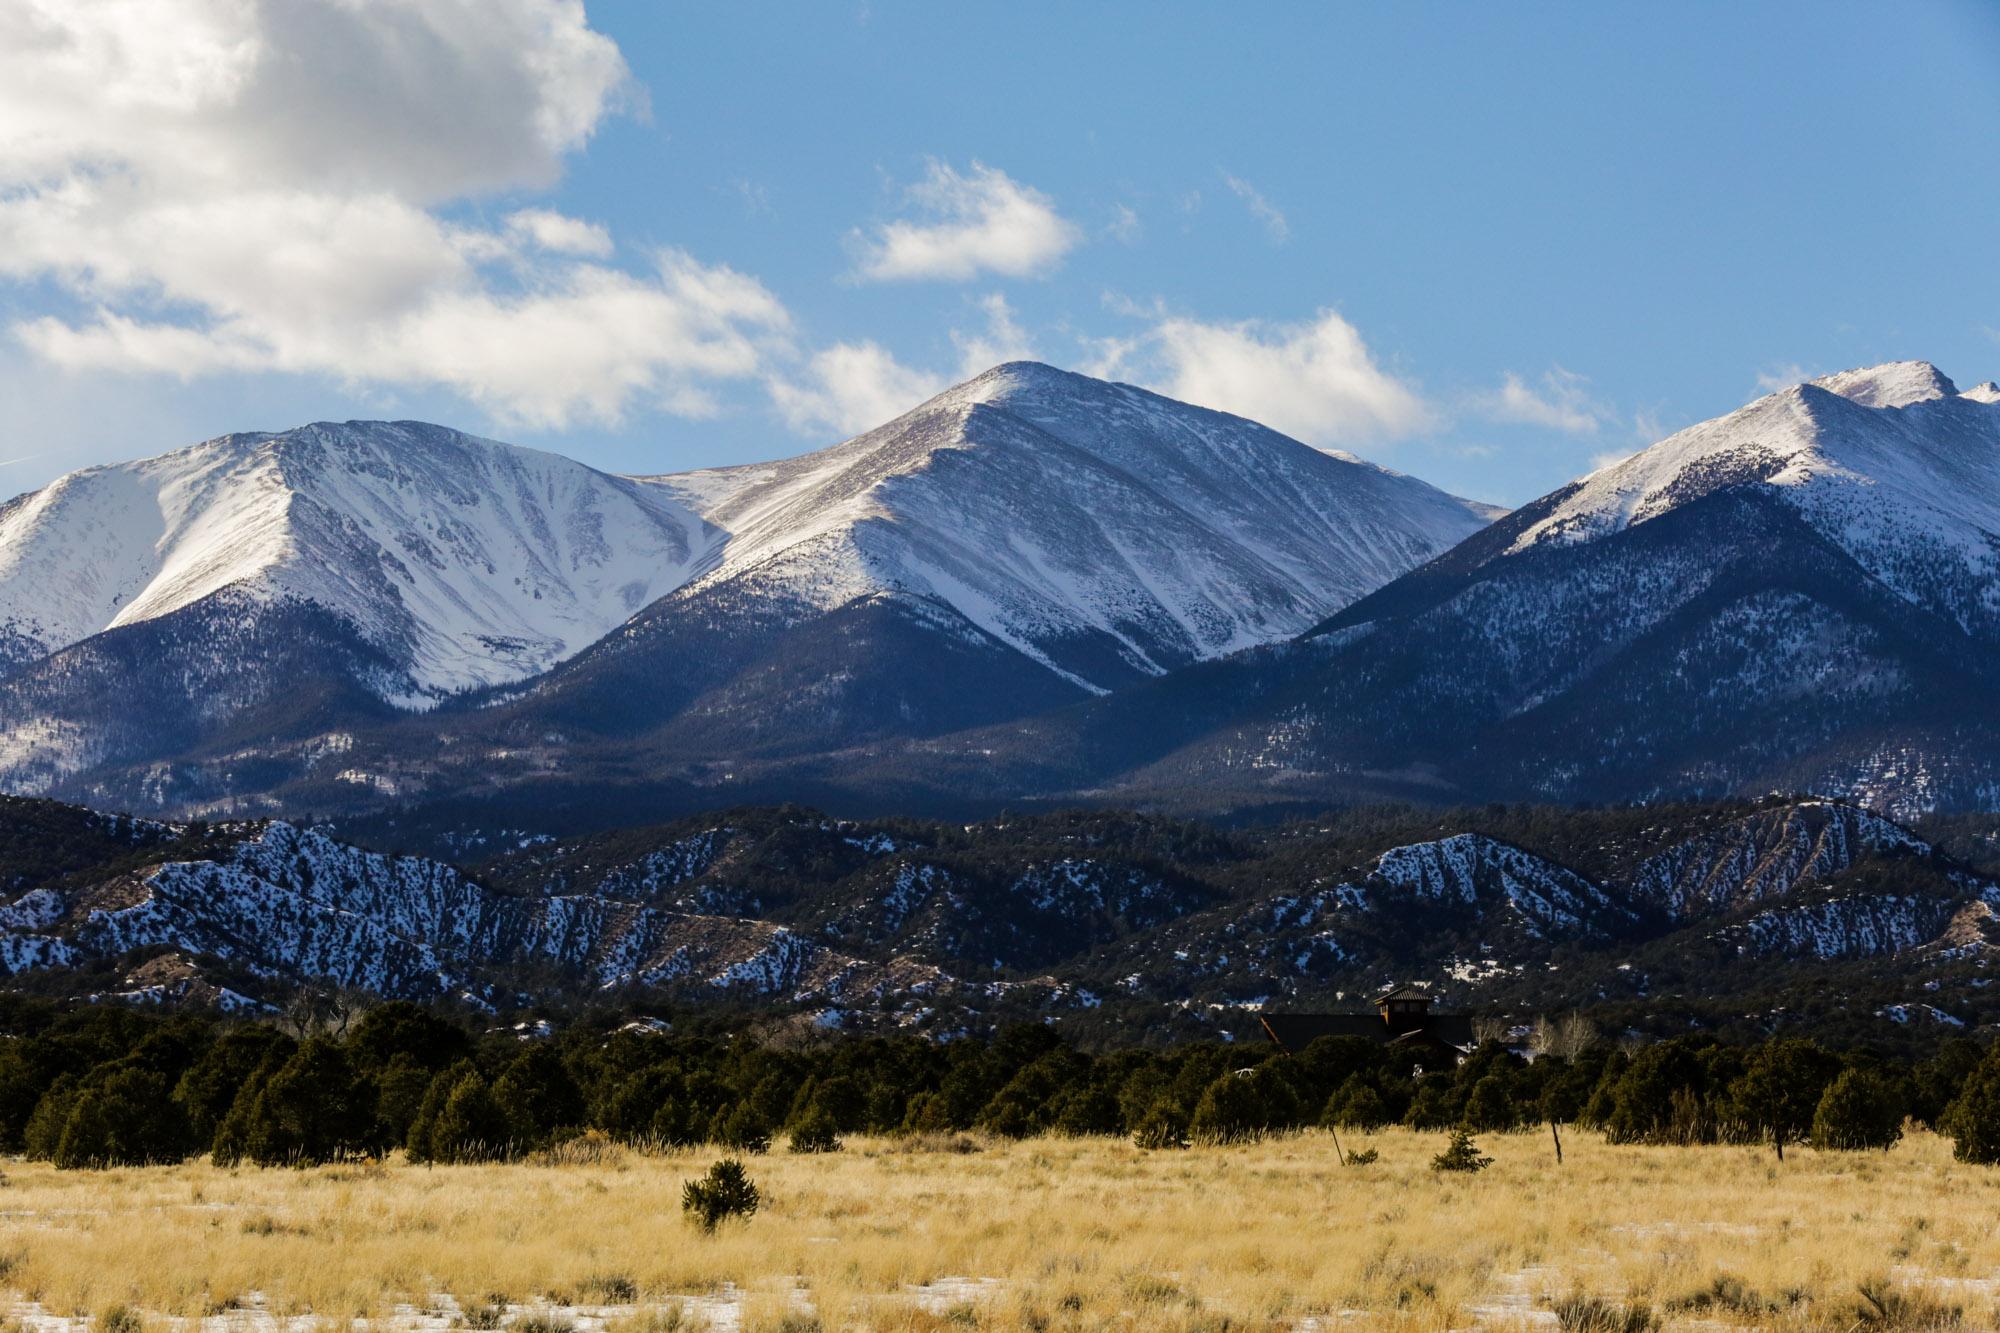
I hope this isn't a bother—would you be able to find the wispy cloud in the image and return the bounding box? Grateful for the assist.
[1755,362,1812,393]
[1472,367,1607,435]
[952,293,1037,378]
[767,340,944,438]
[1221,172,1290,244]
[1105,204,1142,244]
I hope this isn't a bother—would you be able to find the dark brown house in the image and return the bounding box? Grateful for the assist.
[1257,986,1476,1067]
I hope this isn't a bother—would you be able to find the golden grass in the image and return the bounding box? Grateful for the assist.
[1,1127,1996,1331]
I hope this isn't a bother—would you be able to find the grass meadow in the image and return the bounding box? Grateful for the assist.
[1,1127,1995,1332]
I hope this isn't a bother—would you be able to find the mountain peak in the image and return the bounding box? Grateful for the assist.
[1807,360,1958,409]
[0,420,713,699]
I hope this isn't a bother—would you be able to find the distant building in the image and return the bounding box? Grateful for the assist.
[1257,985,1477,1067]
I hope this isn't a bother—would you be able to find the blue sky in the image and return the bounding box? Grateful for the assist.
[3,1,1998,506]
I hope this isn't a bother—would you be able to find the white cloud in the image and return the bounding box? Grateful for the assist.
[1221,172,1290,244]
[1755,362,1811,393]
[951,294,1037,378]
[1092,309,1433,447]
[853,160,1080,282]
[1473,367,1606,435]
[0,0,792,429]
[767,341,946,438]
[506,208,613,258]
[1106,204,1142,244]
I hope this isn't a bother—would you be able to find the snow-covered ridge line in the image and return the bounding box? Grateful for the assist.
[0,421,717,699]
[0,362,1500,715]
[1505,360,2000,638]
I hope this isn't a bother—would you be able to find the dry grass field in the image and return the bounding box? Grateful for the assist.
[1,1127,1995,1332]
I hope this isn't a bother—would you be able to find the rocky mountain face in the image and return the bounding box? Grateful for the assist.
[0,365,1494,814]
[923,361,2000,820]
[2,795,1993,1044]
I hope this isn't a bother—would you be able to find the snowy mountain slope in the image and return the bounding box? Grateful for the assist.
[0,421,716,699]
[927,361,2000,815]
[1628,801,1928,921]
[1509,362,2000,638]
[629,362,1497,693]
[1,818,1084,1018]
[0,367,1498,812]
[6,795,2000,1037]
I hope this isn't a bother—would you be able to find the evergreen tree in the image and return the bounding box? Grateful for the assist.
[682,1158,760,1232]
[1463,1074,1519,1132]
[1189,1072,1265,1144]
[1810,1067,1904,1151]
[1431,1128,1493,1173]
[235,1037,367,1166]
[1131,1099,1189,1150]
[1729,1039,1841,1161]
[21,1074,81,1162]
[50,1066,189,1168]
[368,1053,436,1154]
[426,1068,511,1163]
[900,1091,953,1134]
[786,1107,841,1154]
[492,1045,585,1149]
[1942,1045,2000,1166]
[1049,1081,1124,1137]
[172,1027,295,1146]
[1322,1076,1390,1132]
[708,1102,770,1154]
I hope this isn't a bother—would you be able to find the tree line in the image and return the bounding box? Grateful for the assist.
[2,999,1998,1169]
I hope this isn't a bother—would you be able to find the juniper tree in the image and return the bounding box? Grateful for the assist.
[1810,1067,1904,1151]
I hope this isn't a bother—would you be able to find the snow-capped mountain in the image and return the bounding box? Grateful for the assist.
[0,364,1497,811]
[0,421,716,698]
[923,361,2000,816]
[1508,362,2000,639]
[643,362,1497,692]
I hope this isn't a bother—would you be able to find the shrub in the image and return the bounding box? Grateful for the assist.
[1462,1074,1519,1133]
[709,1104,771,1155]
[900,1092,953,1135]
[1344,1146,1379,1165]
[785,1109,841,1154]
[1188,1072,1265,1144]
[1848,1276,1962,1329]
[1430,1128,1493,1173]
[1546,1293,1658,1332]
[98,1306,145,1333]
[1131,1101,1188,1150]
[511,1313,576,1333]
[1811,1068,1904,1151]
[1322,1077,1390,1132]
[682,1158,760,1232]
[578,1273,638,1303]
